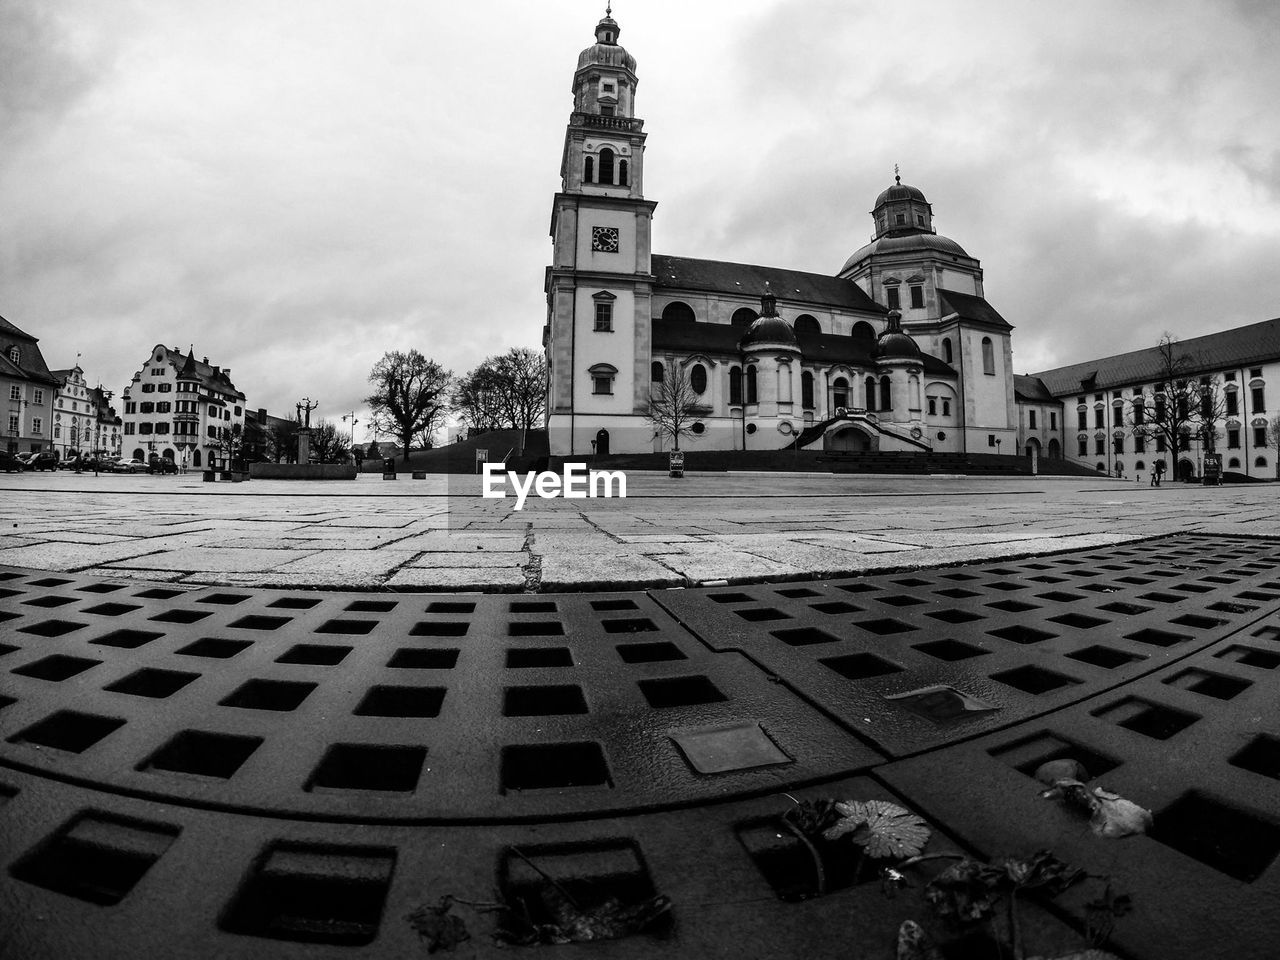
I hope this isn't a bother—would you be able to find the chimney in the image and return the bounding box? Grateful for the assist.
[202,357,208,364]
[258,408,267,420]
[223,368,231,378]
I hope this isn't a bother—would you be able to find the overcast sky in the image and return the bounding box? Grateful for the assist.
[3,0,1279,440]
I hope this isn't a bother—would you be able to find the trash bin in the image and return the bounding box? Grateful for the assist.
[202,470,215,482]
[669,451,684,478]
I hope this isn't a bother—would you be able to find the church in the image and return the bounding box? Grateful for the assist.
[544,9,1020,458]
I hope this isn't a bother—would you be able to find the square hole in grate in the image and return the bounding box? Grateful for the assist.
[708,592,753,604]
[28,577,73,587]
[1098,601,1152,615]
[1137,592,1184,604]
[508,621,564,637]
[1037,591,1085,603]
[221,679,316,712]
[1215,646,1280,670]
[18,619,86,638]
[390,647,461,669]
[229,615,293,631]
[986,600,1040,613]
[821,652,903,681]
[737,816,876,901]
[91,628,164,649]
[1026,575,1068,584]
[1163,668,1251,700]
[776,586,821,598]
[615,641,684,664]
[1150,792,1280,883]
[1048,613,1109,629]
[1170,614,1226,630]
[987,625,1055,645]
[14,655,100,682]
[602,617,658,634]
[133,588,185,599]
[985,582,1028,592]
[735,607,791,622]
[77,583,126,594]
[268,597,321,609]
[23,595,77,608]
[1066,645,1145,669]
[149,609,212,625]
[878,594,926,607]
[307,744,427,792]
[1064,570,1100,579]
[345,599,397,612]
[1229,736,1280,780]
[939,572,980,581]
[770,626,839,646]
[638,675,728,708]
[989,731,1121,781]
[11,812,178,906]
[501,742,611,791]
[315,619,378,636]
[1210,601,1258,614]
[810,600,860,614]
[1092,697,1198,740]
[1171,583,1213,594]
[82,602,142,617]
[105,668,199,699]
[504,684,588,716]
[427,600,476,613]
[220,842,395,945]
[499,840,663,932]
[176,637,251,659]
[9,710,125,753]
[1239,589,1280,601]
[141,730,263,779]
[278,644,353,666]
[1201,575,1238,584]
[505,647,573,668]
[836,582,881,593]
[990,665,1079,695]
[853,617,917,636]
[510,600,557,613]
[1078,584,1118,594]
[935,587,980,599]
[410,621,469,637]
[892,577,931,587]
[354,685,445,717]
[198,593,250,605]
[914,639,988,662]
[1124,627,1190,647]
[591,598,638,611]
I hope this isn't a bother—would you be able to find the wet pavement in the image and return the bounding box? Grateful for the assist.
[1,474,1279,958]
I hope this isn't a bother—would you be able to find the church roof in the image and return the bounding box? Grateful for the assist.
[938,289,1013,332]
[651,318,957,377]
[1033,316,1280,396]
[1014,374,1055,403]
[839,233,970,273]
[652,255,885,314]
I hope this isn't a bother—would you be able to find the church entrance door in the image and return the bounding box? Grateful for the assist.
[1178,458,1195,482]
[1048,438,1061,459]
[825,426,872,452]
[595,429,610,456]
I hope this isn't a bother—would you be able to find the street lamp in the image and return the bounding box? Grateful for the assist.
[995,439,1002,456]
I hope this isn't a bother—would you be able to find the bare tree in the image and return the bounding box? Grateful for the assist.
[1129,334,1213,473]
[646,361,705,451]
[266,419,299,463]
[366,350,453,464]
[452,363,506,434]
[453,348,547,435]
[309,419,352,463]
[215,423,245,469]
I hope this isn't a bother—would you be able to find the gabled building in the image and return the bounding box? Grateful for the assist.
[543,10,1020,456]
[1,315,59,455]
[120,345,247,469]
[50,364,122,459]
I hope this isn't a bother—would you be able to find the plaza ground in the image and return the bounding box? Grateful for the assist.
[1,472,1278,959]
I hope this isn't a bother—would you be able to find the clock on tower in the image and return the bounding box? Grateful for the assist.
[591,226,619,253]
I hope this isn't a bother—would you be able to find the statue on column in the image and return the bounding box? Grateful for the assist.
[296,398,319,464]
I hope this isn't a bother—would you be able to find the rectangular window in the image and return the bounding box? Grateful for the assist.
[7,414,17,434]
[31,417,42,435]
[1226,392,1238,416]
[910,285,924,309]
[1225,371,1236,381]
[140,402,154,414]
[1050,412,1057,430]
[141,383,155,393]
[1228,428,1240,449]
[1028,410,1036,429]
[158,382,172,392]
[1156,435,1167,452]
[155,423,170,435]
[139,422,153,435]
[1077,411,1087,430]
[592,375,613,395]
[1094,393,1103,401]
[124,423,135,435]
[8,385,19,401]
[927,397,937,416]
[1250,368,1262,378]
[1095,437,1105,455]
[1255,427,1267,448]
[1155,397,1165,420]
[988,434,996,447]
[1133,402,1145,425]
[34,389,43,404]
[1094,409,1104,428]
[1134,435,1145,453]
[594,302,612,331]
[1252,387,1265,412]
[157,402,171,413]
[1112,406,1123,426]
[886,286,900,309]
[209,405,218,416]
[1113,436,1123,454]
[208,426,217,438]
[1078,439,1088,457]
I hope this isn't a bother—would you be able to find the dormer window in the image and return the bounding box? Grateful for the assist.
[7,346,18,364]
[916,214,924,226]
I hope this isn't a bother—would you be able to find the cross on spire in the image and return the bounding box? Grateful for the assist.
[894,163,900,185]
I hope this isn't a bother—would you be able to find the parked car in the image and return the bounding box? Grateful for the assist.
[149,458,179,475]
[59,455,85,470]
[23,452,59,471]
[0,451,25,473]
[112,458,147,473]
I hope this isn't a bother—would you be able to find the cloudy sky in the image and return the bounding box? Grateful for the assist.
[3,0,1279,440]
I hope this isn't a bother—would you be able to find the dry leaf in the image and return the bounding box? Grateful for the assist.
[1041,779,1152,838]
[896,920,943,960]
[822,800,931,859]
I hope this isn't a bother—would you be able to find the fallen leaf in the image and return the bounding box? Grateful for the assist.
[897,920,944,960]
[1034,758,1090,785]
[822,800,932,859]
[406,897,471,953]
[1041,779,1152,838]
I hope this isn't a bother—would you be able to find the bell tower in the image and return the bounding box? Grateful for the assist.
[545,7,658,456]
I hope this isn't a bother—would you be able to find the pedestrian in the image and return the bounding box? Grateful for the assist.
[1153,460,1165,486]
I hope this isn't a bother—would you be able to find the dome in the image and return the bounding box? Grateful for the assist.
[875,182,928,206]
[742,315,798,348]
[577,8,636,73]
[875,310,921,360]
[839,233,970,274]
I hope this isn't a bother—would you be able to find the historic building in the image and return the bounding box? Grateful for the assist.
[120,345,246,468]
[544,10,1020,457]
[50,364,122,460]
[1,315,59,455]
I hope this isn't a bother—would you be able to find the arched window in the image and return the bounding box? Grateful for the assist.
[661,301,696,323]
[746,365,758,404]
[729,366,742,405]
[192,449,201,467]
[794,315,820,336]
[651,361,664,383]
[942,337,953,364]
[852,321,875,340]
[982,337,995,375]
[1135,460,1146,471]
[801,371,814,408]
[598,147,615,184]
[690,364,707,394]
[583,156,594,183]
[731,307,758,328]
[778,363,792,402]
[865,376,876,411]
[618,159,628,186]
[880,377,891,410]
[1256,456,1268,468]
[1228,458,1239,468]
[833,377,849,409]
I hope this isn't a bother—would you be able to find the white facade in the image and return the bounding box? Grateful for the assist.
[52,365,121,459]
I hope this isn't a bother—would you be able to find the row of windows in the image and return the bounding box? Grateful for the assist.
[583,148,629,187]
[8,385,47,404]
[1025,410,1058,430]
[139,382,172,393]
[884,285,925,311]
[1079,387,1266,430]
[1077,376,1265,408]
[8,415,42,434]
